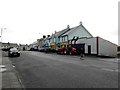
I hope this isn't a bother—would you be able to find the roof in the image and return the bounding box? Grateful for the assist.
[19,44,28,46]
[2,43,18,47]
[61,26,79,36]
[61,24,93,37]
[48,28,69,39]
[55,28,70,37]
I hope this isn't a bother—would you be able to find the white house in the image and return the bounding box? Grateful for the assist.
[37,38,44,50]
[1,42,19,49]
[49,25,70,49]
[19,44,29,51]
[76,36,117,57]
[60,22,93,46]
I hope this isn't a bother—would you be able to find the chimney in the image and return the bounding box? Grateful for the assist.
[80,21,83,25]
[54,31,57,34]
[43,35,46,38]
[47,35,50,37]
[67,25,70,29]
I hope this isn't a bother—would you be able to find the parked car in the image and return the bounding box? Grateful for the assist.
[44,46,51,53]
[56,45,77,55]
[39,47,45,52]
[8,47,20,57]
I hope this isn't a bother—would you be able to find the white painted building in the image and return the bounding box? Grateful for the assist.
[60,22,93,43]
[76,37,117,57]
[19,44,29,51]
[37,21,117,57]
[1,42,19,49]
[37,38,44,50]
[28,41,38,50]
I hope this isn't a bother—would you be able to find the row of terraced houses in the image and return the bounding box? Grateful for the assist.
[1,22,117,57]
[36,22,117,57]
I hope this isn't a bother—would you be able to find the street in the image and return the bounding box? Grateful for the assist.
[2,51,118,88]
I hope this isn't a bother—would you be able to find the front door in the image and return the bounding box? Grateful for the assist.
[88,45,91,54]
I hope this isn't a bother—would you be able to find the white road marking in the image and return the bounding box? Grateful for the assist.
[0,65,7,72]
[99,58,118,63]
[0,65,6,68]
[0,68,7,73]
[101,68,119,72]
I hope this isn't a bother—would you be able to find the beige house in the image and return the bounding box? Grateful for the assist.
[19,44,29,51]
[37,38,44,50]
[1,42,19,49]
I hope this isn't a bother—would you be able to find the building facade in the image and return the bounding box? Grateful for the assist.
[37,21,117,57]
[60,22,93,44]
[1,42,19,49]
[76,37,117,57]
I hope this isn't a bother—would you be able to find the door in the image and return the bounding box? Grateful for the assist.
[72,44,85,54]
[88,45,91,54]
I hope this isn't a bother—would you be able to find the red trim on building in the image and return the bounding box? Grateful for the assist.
[96,36,99,55]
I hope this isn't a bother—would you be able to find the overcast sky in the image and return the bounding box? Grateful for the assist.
[0,0,119,45]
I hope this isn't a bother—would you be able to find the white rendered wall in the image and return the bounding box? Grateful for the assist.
[98,37,117,57]
[76,37,97,54]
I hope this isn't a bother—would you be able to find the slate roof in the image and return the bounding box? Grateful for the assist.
[61,24,93,37]
[2,43,18,47]
[49,28,69,38]
[55,28,70,37]
[61,26,79,36]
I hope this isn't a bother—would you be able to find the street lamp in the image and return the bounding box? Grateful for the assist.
[0,28,7,84]
[1,28,6,43]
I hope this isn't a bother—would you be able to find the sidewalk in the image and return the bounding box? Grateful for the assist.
[0,49,2,90]
[0,50,24,89]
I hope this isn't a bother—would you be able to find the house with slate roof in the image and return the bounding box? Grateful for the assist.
[49,25,70,49]
[1,42,19,50]
[48,22,93,50]
[37,21,117,57]
[60,22,93,45]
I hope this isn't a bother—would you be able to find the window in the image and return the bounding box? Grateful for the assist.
[58,38,60,42]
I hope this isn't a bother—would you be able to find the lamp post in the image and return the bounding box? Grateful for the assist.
[0,28,6,49]
[39,33,46,49]
[1,28,7,40]
[0,28,7,87]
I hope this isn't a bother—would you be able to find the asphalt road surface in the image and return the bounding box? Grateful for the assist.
[3,51,118,88]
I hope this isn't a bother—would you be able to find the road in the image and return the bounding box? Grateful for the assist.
[2,51,118,88]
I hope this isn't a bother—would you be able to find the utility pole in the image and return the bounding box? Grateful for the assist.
[0,28,6,44]
[0,27,6,89]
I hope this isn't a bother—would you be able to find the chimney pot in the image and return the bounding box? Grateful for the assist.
[43,35,46,38]
[80,21,83,25]
[67,25,70,29]
[47,35,50,37]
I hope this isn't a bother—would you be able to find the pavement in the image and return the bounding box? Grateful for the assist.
[0,50,24,90]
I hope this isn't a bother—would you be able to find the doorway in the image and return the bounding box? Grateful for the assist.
[88,45,91,54]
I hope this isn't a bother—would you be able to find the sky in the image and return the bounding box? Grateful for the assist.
[0,0,119,45]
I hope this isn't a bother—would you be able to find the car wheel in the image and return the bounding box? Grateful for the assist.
[8,53,11,57]
[64,50,67,55]
[17,54,20,57]
[61,51,63,54]
[69,52,72,55]
[57,51,59,54]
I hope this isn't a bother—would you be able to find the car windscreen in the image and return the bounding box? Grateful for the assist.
[10,48,18,52]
